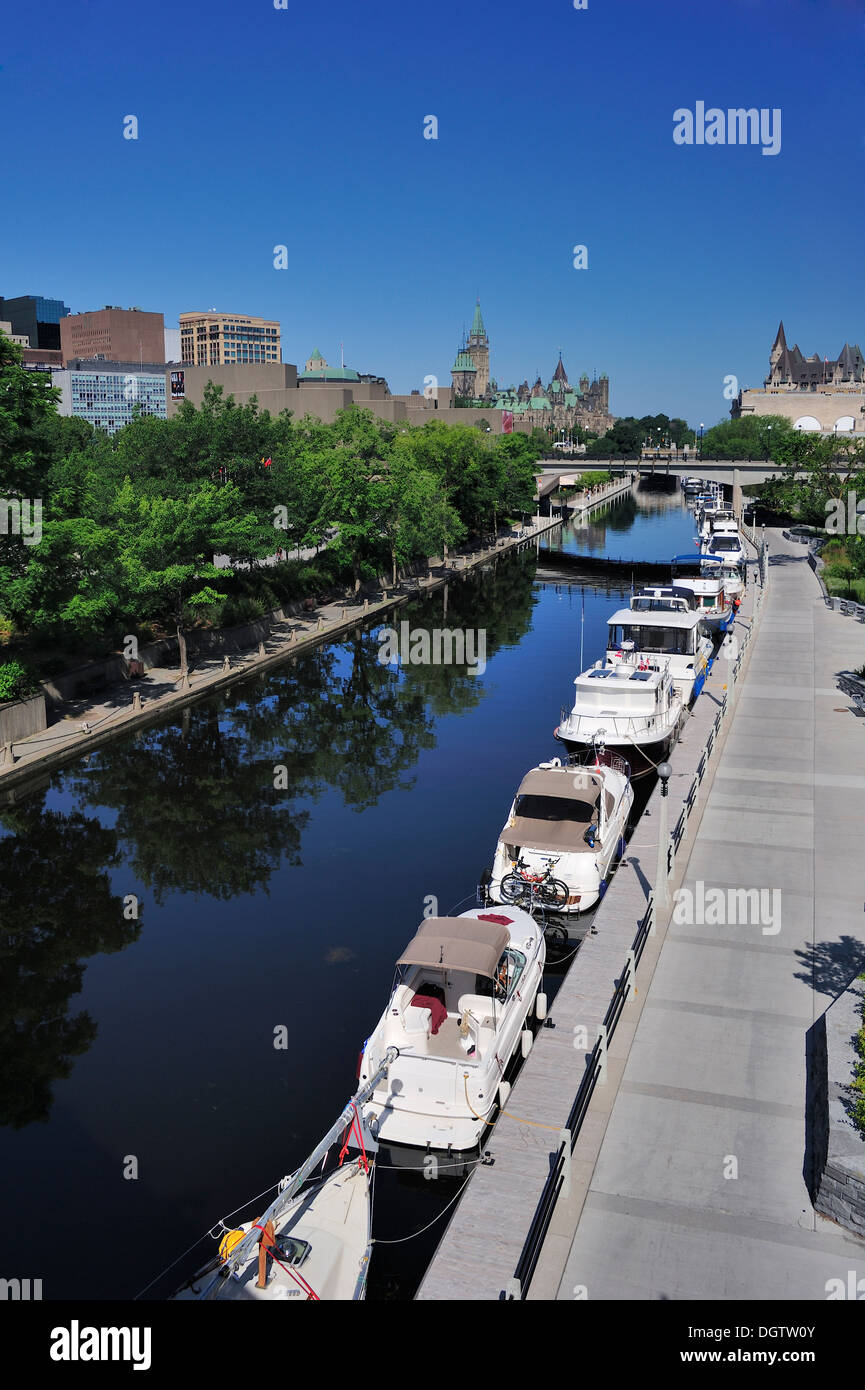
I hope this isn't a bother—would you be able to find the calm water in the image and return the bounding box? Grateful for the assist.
[0,481,700,1301]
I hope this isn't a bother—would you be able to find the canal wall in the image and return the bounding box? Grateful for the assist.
[809,975,865,1238]
[417,535,769,1301]
[0,516,564,796]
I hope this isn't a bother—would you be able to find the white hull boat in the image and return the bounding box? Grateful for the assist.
[172,1054,398,1302]
[555,661,683,757]
[702,531,745,568]
[487,751,634,915]
[605,589,714,704]
[359,908,545,1152]
[670,554,735,634]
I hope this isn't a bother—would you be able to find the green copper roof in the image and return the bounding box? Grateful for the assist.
[309,346,324,361]
[452,350,477,373]
[470,300,486,340]
[300,365,360,381]
[531,396,551,409]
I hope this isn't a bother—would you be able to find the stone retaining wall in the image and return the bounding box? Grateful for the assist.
[0,693,47,744]
[810,976,865,1237]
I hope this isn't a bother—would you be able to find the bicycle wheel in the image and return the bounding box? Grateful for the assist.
[538,877,570,910]
[500,874,532,905]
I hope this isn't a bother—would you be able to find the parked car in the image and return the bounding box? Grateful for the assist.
[782,525,818,543]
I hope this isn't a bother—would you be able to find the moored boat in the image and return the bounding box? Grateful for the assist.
[555,659,683,758]
[171,1053,397,1302]
[486,748,634,915]
[359,908,545,1152]
[605,589,714,704]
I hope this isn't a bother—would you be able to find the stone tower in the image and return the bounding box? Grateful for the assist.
[466,300,489,398]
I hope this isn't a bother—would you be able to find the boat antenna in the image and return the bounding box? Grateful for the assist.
[580,589,585,671]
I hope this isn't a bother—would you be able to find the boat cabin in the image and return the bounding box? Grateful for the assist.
[381,916,527,1064]
[606,602,709,659]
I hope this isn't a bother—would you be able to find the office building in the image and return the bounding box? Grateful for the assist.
[179,311,281,367]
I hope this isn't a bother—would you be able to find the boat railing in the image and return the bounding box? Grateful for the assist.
[565,747,631,781]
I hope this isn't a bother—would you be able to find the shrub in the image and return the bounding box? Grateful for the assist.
[0,660,40,703]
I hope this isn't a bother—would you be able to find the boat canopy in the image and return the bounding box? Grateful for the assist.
[396,916,510,979]
[516,767,600,800]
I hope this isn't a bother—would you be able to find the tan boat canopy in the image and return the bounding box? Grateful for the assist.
[516,768,601,801]
[396,916,511,979]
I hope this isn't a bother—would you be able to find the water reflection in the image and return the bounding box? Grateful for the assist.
[0,795,135,1129]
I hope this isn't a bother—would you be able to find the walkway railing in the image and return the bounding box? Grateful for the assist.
[500,536,769,1301]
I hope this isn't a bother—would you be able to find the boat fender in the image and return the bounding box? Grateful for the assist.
[219,1229,246,1263]
[498,1080,511,1106]
[598,879,607,898]
[535,992,547,1021]
[521,1030,533,1059]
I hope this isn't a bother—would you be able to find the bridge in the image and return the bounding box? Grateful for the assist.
[536,459,782,489]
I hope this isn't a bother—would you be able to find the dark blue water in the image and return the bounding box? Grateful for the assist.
[0,485,699,1301]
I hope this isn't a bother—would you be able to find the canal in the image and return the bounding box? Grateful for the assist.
[0,481,699,1300]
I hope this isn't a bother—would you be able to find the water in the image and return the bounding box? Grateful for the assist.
[0,482,700,1301]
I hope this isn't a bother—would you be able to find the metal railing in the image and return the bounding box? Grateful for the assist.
[500,554,769,1300]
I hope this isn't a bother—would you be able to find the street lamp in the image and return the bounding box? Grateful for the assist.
[699,423,704,462]
[765,423,772,462]
[654,761,672,914]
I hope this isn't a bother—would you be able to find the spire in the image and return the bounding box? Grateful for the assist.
[772,321,787,352]
[470,300,486,342]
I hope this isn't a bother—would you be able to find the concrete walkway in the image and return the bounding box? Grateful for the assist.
[555,531,865,1300]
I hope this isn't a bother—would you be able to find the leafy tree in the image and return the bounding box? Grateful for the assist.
[112,480,269,680]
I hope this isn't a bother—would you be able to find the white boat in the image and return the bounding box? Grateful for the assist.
[703,529,746,568]
[359,908,546,1151]
[487,750,634,915]
[681,476,703,495]
[605,589,714,703]
[555,659,683,757]
[172,1054,397,1302]
[670,553,735,634]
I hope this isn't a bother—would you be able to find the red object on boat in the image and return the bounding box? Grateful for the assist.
[411,993,448,1035]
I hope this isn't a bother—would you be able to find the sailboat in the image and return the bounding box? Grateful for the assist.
[172,1049,397,1301]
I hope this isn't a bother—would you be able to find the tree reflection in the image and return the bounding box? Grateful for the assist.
[0,797,134,1129]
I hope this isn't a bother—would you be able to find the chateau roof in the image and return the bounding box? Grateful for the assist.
[470,300,486,340]
[553,355,569,384]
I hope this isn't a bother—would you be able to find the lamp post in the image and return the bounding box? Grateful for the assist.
[766,423,772,462]
[699,423,704,462]
[654,761,672,916]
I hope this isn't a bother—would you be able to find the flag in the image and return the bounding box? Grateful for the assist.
[502,410,514,434]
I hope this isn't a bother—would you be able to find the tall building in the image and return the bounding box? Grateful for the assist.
[732,322,865,434]
[0,295,70,351]
[179,312,281,367]
[466,300,489,397]
[60,307,166,366]
[449,302,614,435]
[52,359,167,434]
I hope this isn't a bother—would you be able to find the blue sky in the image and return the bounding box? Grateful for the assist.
[2,0,863,427]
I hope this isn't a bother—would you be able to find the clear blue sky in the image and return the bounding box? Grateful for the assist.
[2,0,863,428]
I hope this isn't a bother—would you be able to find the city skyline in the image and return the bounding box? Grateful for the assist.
[2,0,863,429]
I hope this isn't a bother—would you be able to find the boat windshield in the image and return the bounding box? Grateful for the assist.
[610,624,694,655]
[710,537,741,552]
[514,794,594,825]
